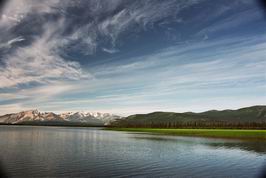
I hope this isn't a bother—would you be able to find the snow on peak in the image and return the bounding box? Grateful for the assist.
[0,110,122,125]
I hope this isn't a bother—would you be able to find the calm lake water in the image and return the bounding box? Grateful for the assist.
[0,126,265,178]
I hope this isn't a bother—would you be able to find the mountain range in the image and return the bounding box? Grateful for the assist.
[0,110,121,126]
[110,105,266,129]
[1,106,266,128]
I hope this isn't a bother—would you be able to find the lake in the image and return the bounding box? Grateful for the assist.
[0,126,265,178]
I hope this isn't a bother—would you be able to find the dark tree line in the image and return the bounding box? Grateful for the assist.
[110,120,266,129]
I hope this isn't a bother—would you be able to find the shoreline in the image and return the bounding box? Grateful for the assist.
[106,128,266,140]
[1,124,266,140]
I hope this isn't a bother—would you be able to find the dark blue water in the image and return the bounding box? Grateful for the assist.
[0,126,265,178]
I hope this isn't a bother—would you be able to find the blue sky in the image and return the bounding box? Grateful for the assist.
[0,0,265,115]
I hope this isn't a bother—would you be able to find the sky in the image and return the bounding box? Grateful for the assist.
[0,0,265,116]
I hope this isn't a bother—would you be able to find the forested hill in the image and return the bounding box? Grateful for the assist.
[110,106,266,129]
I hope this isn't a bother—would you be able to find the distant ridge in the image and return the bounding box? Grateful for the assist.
[1,106,266,128]
[0,110,121,126]
[109,105,266,129]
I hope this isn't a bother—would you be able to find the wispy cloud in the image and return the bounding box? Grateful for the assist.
[7,36,24,45]
[0,36,24,49]
[0,20,87,88]
[0,0,200,89]
[0,0,265,115]
[1,34,265,115]
[197,7,263,36]
[102,48,119,54]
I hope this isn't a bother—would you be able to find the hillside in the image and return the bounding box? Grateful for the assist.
[109,106,266,129]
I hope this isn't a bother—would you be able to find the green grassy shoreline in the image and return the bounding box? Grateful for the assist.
[106,128,266,140]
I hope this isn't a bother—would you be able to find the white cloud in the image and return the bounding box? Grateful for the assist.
[0,0,201,89]
[0,19,89,88]
[0,104,32,115]
[16,82,80,102]
[197,7,262,36]
[0,0,265,115]
[0,36,24,49]
[0,0,61,30]
[102,47,119,54]
[1,34,266,115]
[98,0,201,46]
[7,36,25,45]
[0,0,89,88]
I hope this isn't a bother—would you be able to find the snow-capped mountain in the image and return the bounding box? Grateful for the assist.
[0,110,122,126]
[60,112,121,125]
[0,110,65,124]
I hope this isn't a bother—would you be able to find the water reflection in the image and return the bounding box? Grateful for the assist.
[129,133,266,154]
[0,126,265,178]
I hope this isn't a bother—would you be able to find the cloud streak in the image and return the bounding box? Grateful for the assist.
[0,20,86,88]
[0,0,201,89]
[0,0,265,115]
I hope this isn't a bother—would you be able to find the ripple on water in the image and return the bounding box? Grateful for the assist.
[0,126,265,178]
